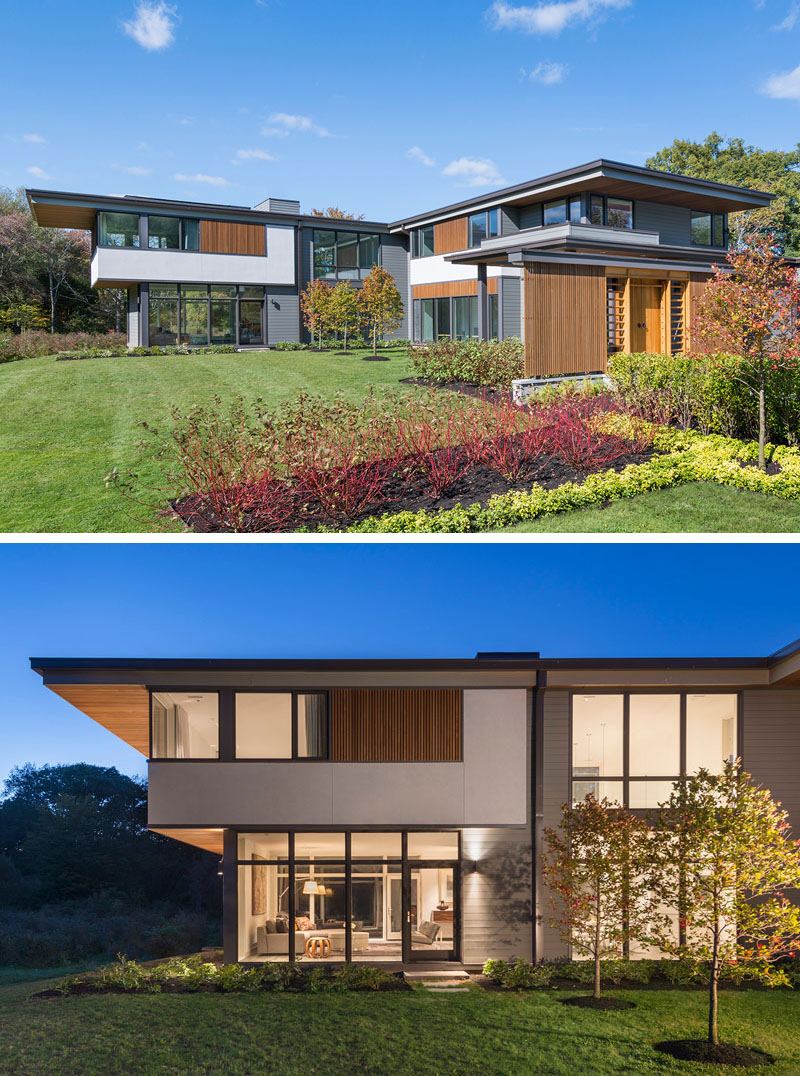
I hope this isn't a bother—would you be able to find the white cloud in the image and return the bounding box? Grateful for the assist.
[122,2,178,51]
[233,149,276,162]
[441,156,505,188]
[489,0,631,34]
[27,166,51,180]
[261,113,331,137]
[763,63,800,99]
[407,146,436,167]
[174,172,230,187]
[123,165,152,175]
[528,60,568,83]
[774,2,800,30]
[23,133,47,144]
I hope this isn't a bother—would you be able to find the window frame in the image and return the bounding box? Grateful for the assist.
[568,689,742,811]
[690,210,728,248]
[149,688,221,760]
[97,210,141,248]
[586,193,635,231]
[412,224,435,259]
[467,209,501,248]
[146,283,266,348]
[147,215,201,252]
[234,688,331,761]
[313,229,382,279]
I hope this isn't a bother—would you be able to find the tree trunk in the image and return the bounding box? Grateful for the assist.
[48,267,56,334]
[594,886,602,999]
[758,379,766,472]
[708,920,720,1045]
[343,323,348,352]
[372,323,377,357]
[318,324,323,351]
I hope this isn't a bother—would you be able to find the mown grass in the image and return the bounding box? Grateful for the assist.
[1,974,798,1076]
[497,482,800,533]
[0,348,414,533]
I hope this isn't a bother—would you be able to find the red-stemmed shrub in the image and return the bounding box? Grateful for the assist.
[546,396,633,476]
[477,401,555,482]
[395,398,481,498]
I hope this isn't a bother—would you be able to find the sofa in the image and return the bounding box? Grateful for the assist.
[256,923,370,957]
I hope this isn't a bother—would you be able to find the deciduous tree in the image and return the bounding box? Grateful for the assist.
[694,233,800,470]
[359,266,403,356]
[649,761,800,1047]
[309,207,365,221]
[328,281,361,351]
[300,278,333,350]
[541,795,657,1000]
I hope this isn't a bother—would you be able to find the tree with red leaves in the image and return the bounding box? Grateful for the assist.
[694,234,800,470]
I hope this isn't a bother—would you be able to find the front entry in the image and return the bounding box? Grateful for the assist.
[629,283,663,353]
[403,862,458,962]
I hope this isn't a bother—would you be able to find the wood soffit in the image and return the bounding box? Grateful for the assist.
[47,683,150,755]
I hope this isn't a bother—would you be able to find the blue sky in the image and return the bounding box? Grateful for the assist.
[2,0,800,220]
[0,542,798,785]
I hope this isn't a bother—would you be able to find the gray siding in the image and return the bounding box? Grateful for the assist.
[742,689,800,830]
[266,287,300,345]
[519,203,543,230]
[537,689,570,961]
[500,206,520,234]
[635,200,692,246]
[500,276,521,339]
[461,826,532,965]
[380,233,410,339]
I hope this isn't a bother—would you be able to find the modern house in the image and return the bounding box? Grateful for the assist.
[30,639,800,969]
[26,160,772,378]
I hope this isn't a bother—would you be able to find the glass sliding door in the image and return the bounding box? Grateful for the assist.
[405,863,457,961]
[239,302,264,345]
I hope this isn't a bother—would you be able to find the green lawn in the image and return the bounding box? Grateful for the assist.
[1,975,799,1076]
[497,482,800,533]
[0,349,414,533]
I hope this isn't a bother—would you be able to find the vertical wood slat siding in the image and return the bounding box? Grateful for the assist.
[523,262,606,377]
[434,217,468,255]
[412,278,499,300]
[201,220,266,256]
[330,689,462,761]
[685,273,711,351]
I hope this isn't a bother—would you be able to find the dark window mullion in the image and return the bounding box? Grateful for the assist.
[345,832,352,963]
[679,693,687,777]
[288,832,296,962]
[291,693,298,760]
[622,693,630,808]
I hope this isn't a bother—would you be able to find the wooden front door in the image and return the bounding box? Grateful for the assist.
[629,284,663,353]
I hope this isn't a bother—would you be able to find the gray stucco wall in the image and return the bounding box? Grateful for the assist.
[500,276,522,339]
[742,689,800,830]
[266,287,300,344]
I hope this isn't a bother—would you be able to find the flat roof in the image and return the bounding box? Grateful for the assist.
[389,158,774,229]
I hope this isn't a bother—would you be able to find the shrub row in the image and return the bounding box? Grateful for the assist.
[347,425,800,533]
[131,391,654,532]
[274,338,410,352]
[44,954,407,996]
[409,338,524,387]
[0,331,127,362]
[483,956,800,990]
[0,900,217,968]
[609,351,800,447]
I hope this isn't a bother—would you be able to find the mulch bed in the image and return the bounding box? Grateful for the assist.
[171,446,657,533]
[559,995,636,1010]
[654,1040,775,1067]
[401,377,514,405]
[739,458,782,475]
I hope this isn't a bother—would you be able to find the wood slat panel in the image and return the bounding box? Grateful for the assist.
[330,689,462,761]
[30,204,97,230]
[434,217,468,255]
[47,684,150,755]
[151,828,224,855]
[686,272,712,352]
[200,220,266,256]
[412,278,499,300]
[524,262,606,377]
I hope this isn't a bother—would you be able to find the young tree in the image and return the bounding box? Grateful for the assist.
[650,761,800,1049]
[694,233,800,471]
[541,795,657,1001]
[328,281,361,352]
[300,278,333,350]
[359,266,404,356]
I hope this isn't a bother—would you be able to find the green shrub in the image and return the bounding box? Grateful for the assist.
[608,351,800,446]
[274,340,310,351]
[410,338,524,387]
[0,331,127,362]
[483,958,554,989]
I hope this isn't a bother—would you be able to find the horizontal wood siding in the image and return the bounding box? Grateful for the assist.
[201,220,266,256]
[412,278,498,300]
[434,217,468,255]
[461,826,533,964]
[330,689,462,761]
[523,262,606,377]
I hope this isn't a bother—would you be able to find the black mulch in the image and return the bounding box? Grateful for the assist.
[654,1041,775,1067]
[559,995,636,1010]
[400,377,514,405]
[739,458,782,475]
[171,446,657,533]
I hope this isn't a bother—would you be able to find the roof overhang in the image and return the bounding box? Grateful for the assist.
[390,159,774,232]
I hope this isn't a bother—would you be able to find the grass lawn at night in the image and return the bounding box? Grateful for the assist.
[1,975,799,1076]
[497,482,800,533]
[0,348,414,533]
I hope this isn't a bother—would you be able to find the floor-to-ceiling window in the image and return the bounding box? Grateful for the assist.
[146,284,266,347]
[236,830,460,963]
